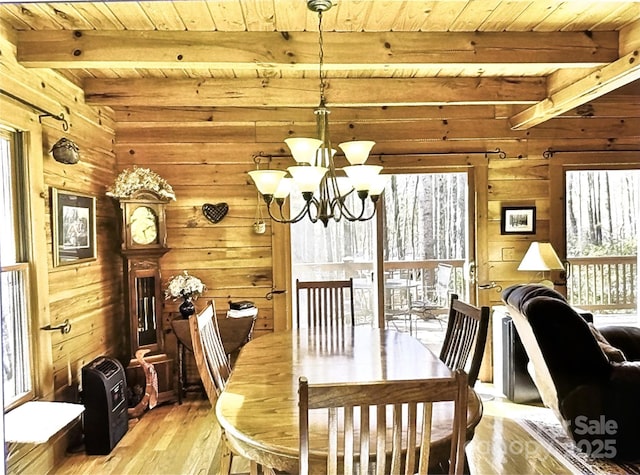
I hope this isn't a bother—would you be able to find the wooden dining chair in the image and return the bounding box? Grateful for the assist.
[298,370,468,475]
[296,278,355,329]
[439,294,490,387]
[189,300,231,402]
[189,301,264,475]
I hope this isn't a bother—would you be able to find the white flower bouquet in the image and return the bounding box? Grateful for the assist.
[165,271,206,300]
[106,166,176,201]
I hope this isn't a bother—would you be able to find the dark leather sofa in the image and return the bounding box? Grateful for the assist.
[502,283,640,461]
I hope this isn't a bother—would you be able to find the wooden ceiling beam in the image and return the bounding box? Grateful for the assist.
[84,77,545,107]
[509,20,640,130]
[17,30,617,70]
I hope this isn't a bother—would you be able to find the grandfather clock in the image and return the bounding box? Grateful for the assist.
[118,189,175,403]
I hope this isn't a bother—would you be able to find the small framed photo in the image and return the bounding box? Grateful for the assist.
[501,206,536,235]
[51,188,97,266]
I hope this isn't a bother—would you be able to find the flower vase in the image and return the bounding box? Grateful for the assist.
[179,295,196,319]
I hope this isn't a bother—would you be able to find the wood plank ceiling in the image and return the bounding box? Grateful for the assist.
[0,1,639,129]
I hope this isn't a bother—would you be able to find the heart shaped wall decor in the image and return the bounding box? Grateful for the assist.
[202,202,229,224]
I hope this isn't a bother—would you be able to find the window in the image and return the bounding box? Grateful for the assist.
[565,169,639,323]
[1,128,34,409]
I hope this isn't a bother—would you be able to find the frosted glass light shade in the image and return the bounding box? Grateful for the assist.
[343,165,383,191]
[273,177,295,199]
[518,242,564,271]
[285,138,323,164]
[368,174,390,196]
[248,170,287,195]
[315,147,337,167]
[287,166,327,192]
[339,141,376,165]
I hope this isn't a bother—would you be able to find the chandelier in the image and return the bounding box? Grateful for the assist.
[248,0,387,227]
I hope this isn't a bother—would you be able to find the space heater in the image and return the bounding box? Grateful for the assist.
[81,356,128,455]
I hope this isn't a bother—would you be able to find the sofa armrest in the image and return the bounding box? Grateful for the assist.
[573,308,594,323]
[598,326,640,361]
[609,360,640,383]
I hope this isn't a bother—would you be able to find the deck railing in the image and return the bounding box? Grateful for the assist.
[293,259,468,322]
[294,255,638,317]
[566,255,637,314]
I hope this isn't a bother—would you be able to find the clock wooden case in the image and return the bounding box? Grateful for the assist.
[118,189,175,403]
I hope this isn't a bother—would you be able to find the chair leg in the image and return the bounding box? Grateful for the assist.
[250,461,277,475]
[219,443,232,475]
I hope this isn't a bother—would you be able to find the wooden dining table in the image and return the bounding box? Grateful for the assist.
[215,326,482,473]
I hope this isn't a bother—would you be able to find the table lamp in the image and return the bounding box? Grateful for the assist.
[517,242,564,288]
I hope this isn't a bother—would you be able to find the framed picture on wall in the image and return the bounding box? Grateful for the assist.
[501,206,536,235]
[51,188,97,266]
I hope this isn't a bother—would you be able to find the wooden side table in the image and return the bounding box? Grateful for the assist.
[170,315,256,404]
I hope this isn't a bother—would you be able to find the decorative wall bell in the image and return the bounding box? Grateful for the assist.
[50,138,80,164]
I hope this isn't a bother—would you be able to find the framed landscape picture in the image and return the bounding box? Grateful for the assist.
[51,188,97,266]
[501,206,536,235]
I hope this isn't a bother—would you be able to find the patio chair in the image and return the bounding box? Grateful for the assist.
[296,278,355,329]
[298,370,469,475]
[411,263,453,327]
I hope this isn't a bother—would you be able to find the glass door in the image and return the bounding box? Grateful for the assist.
[290,170,473,348]
[380,173,470,353]
[290,193,377,327]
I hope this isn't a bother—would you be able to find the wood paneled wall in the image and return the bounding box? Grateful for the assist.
[1,24,122,474]
[115,99,640,324]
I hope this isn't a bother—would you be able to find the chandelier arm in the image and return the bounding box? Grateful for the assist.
[305,197,323,224]
[355,199,380,222]
[262,198,312,224]
[334,192,369,221]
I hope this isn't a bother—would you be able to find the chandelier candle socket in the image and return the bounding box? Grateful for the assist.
[248,0,387,227]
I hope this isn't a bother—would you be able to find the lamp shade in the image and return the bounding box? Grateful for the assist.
[343,165,383,191]
[284,138,322,164]
[248,170,287,195]
[518,242,564,271]
[273,177,295,199]
[287,165,327,192]
[339,141,376,165]
[368,174,390,196]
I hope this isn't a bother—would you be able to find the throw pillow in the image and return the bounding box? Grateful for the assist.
[588,323,627,363]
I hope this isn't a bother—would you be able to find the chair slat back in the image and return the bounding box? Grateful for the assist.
[298,371,468,475]
[296,279,355,329]
[189,300,231,403]
[439,294,490,387]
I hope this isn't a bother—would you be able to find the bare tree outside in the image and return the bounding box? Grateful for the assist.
[565,170,639,318]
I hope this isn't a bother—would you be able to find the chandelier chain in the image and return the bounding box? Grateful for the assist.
[318,11,326,104]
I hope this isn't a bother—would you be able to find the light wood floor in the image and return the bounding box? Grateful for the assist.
[49,386,571,475]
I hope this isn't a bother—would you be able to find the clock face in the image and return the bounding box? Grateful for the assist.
[130,206,158,245]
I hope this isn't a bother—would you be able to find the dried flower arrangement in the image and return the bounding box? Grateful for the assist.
[106,166,176,201]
